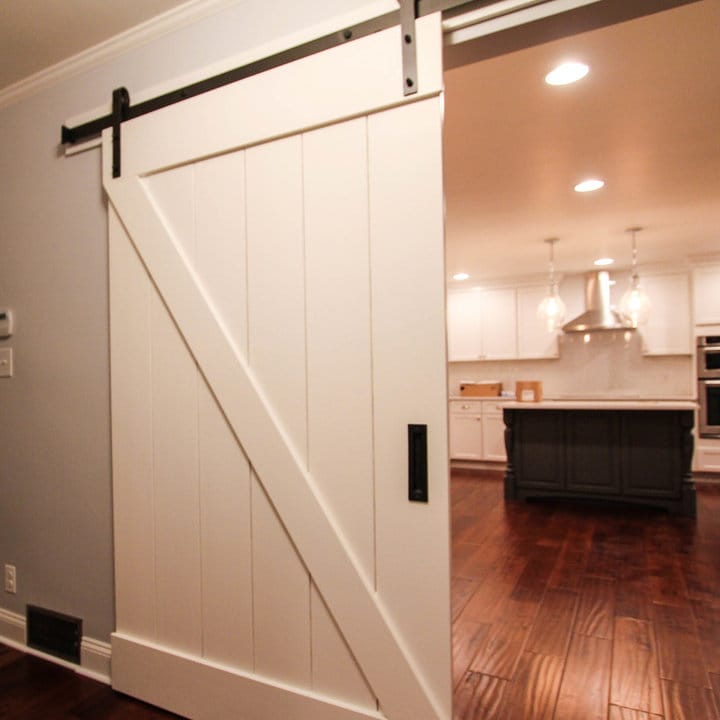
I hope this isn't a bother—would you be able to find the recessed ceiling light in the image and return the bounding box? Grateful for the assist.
[594,257,614,266]
[453,272,469,281]
[574,179,605,193]
[545,61,589,86]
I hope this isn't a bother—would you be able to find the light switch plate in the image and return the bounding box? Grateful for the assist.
[0,348,13,377]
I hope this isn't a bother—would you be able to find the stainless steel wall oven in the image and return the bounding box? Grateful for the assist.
[698,336,720,437]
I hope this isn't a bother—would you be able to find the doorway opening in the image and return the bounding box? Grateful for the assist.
[442,1,720,716]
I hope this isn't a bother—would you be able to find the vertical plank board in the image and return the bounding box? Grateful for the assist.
[554,634,612,720]
[245,136,307,456]
[194,151,248,357]
[303,118,378,708]
[246,135,311,688]
[303,117,375,588]
[108,207,156,640]
[368,97,451,718]
[151,292,202,654]
[198,380,253,668]
[194,149,254,669]
[251,475,311,687]
[310,583,375,709]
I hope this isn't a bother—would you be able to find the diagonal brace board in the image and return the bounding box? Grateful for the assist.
[103,146,445,720]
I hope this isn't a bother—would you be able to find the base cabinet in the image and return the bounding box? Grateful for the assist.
[450,400,508,462]
[504,408,696,515]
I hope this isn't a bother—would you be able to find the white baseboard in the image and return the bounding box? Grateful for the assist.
[0,608,111,684]
[0,608,25,644]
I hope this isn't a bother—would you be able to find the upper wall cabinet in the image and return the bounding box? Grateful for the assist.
[639,272,692,355]
[446,289,484,361]
[447,284,558,362]
[693,265,720,326]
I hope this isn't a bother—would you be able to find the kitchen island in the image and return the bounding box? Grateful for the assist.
[503,400,697,515]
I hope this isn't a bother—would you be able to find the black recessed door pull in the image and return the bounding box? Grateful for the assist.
[408,424,428,503]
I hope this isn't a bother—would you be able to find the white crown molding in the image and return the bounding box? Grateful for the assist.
[0,0,242,110]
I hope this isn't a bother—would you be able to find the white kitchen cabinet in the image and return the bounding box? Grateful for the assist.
[481,288,517,360]
[448,400,483,460]
[449,399,507,462]
[639,272,692,355]
[481,402,507,461]
[693,265,720,326]
[446,287,516,361]
[516,285,559,359]
[695,440,720,473]
[447,289,483,361]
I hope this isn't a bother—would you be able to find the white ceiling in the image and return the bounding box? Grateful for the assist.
[443,0,720,285]
[0,0,190,90]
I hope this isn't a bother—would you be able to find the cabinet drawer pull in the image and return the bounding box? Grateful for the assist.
[461,404,470,409]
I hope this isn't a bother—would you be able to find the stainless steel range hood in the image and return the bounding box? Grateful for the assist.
[562,270,633,333]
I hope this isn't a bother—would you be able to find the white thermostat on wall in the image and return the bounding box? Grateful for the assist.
[0,310,13,338]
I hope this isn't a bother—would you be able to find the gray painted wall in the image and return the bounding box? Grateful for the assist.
[0,0,384,642]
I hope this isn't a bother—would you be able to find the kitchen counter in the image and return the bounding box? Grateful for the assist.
[502,399,697,411]
[503,403,696,515]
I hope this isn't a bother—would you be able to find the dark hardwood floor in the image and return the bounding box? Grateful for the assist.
[452,469,720,720]
[2,470,719,719]
[0,642,181,718]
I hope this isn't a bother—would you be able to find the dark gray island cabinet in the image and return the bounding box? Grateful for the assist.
[503,401,697,516]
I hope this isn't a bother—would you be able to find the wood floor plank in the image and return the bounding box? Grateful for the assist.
[452,577,479,621]
[692,600,720,675]
[452,618,491,689]
[510,545,561,602]
[661,678,718,720]
[469,617,532,680]
[554,633,612,720]
[652,601,710,688]
[498,651,564,720]
[461,554,529,624]
[574,576,616,639]
[611,617,664,716]
[608,706,663,720]
[647,554,691,608]
[548,545,589,591]
[710,673,720,716]
[615,577,653,621]
[453,671,508,720]
[524,588,578,657]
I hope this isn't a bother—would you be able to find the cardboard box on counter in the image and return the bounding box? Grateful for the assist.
[459,381,502,397]
[516,381,543,402]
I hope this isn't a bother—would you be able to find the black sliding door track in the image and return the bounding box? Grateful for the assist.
[60,1,476,147]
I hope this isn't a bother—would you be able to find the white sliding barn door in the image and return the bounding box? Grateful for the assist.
[105,13,450,720]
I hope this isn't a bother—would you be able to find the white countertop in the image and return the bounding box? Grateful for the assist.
[500,399,697,410]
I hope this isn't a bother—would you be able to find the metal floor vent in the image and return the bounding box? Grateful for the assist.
[26,605,82,664]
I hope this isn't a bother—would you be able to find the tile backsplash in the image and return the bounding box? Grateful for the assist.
[448,331,694,399]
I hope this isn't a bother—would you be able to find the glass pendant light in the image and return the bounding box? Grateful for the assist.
[537,237,566,332]
[619,226,651,327]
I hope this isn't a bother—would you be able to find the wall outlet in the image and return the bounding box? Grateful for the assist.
[4,564,16,594]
